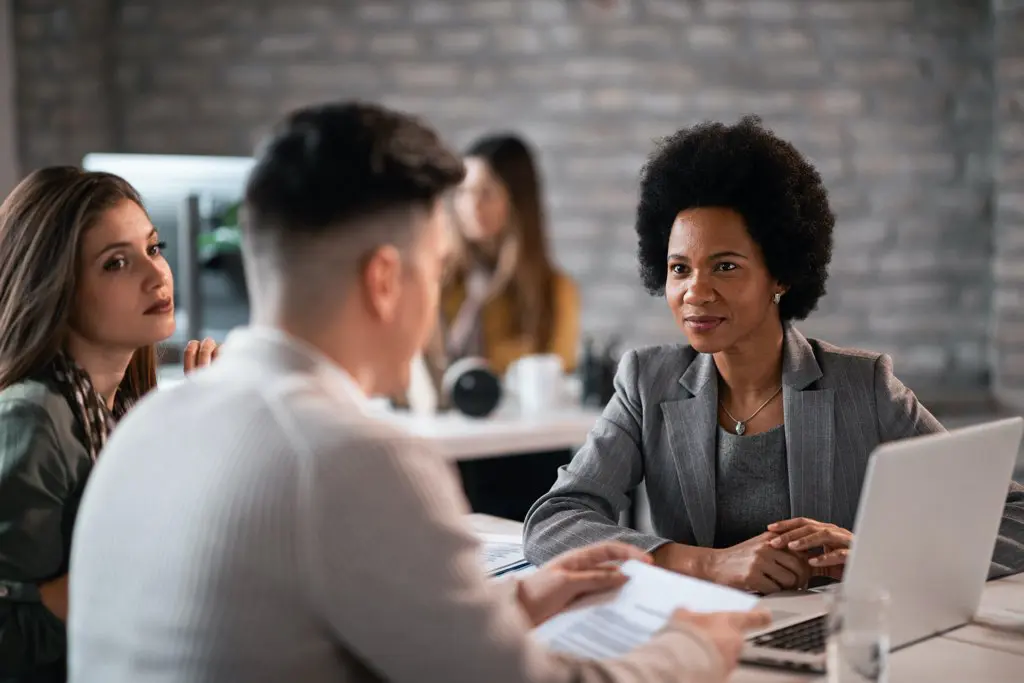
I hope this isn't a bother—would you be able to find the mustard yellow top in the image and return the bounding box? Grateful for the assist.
[441,272,580,375]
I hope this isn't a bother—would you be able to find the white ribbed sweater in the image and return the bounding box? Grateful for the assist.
[68,327,724,683]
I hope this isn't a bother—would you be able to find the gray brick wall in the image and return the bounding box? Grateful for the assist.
[12,0,1000,394]
[14,0,119,169]
[994,0,1024,407]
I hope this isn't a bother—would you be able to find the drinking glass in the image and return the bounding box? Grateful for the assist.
[826,589,890,683]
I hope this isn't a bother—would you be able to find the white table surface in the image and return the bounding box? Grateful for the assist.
[384,406,603,461]
[729,635,1024,683]
[469,514,1024,682]
[942,571,1024,657]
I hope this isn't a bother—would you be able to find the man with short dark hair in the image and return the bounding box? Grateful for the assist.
[67,102,763,682]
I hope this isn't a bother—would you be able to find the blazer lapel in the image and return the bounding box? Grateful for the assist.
[781,326,836,523]
[661,353,718,548]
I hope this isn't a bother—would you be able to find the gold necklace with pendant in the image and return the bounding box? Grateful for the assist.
[720,386,782,436]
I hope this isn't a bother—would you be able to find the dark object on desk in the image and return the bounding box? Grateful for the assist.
[492,561,533,577]
[579,336,619,407]
[202,250,248,304]
[458,449,575,522]
[807,575,840,590]
[987,565,1024,581]
[442,357,502,418]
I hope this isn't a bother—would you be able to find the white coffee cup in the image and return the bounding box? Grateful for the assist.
[509,354,564,415]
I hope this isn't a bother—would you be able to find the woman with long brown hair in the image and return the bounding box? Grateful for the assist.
[0,167,213,682]
[442,133,579,374]
[440,134,580,522]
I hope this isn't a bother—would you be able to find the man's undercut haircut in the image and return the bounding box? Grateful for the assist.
[243,101,465,254]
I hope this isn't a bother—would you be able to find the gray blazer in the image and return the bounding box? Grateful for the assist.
[524,326,1024,577]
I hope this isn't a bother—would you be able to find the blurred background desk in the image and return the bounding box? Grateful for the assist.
[160,367,601,456]
[386,405,603,522]
[159,364,602,522]
[385,406,602,461]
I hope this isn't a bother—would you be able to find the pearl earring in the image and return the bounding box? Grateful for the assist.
[773,292,782,304]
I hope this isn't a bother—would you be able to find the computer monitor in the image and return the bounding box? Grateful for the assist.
[82,153,255,344]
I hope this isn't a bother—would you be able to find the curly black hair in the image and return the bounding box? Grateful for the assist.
[635,115,834,321]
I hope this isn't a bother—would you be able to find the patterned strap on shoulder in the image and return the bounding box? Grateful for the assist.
[49,351,131,461]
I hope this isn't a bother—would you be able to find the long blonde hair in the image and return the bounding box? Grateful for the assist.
[0,167,158,398]
[445,134,556,349]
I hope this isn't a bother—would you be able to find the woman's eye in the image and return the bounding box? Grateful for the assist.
[148,241,167,257]
[669,263,688,276]
[715,262,737,272]
[104,257,127,272]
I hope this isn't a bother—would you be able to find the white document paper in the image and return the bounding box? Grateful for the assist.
[478,533,528,575]
[533,559,760,659]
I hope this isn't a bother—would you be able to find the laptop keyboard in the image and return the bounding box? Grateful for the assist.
[750,615,827,653]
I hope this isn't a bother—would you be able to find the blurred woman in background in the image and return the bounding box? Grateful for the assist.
[0,167,214,682]
[441,132,578,374]
[437,133,580,521]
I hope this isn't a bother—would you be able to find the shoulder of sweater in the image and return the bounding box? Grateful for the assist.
[246,374,442,464]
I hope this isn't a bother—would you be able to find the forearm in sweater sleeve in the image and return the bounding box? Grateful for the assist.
[301,429,723,683]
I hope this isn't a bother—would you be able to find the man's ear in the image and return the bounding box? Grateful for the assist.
[361,245,403,323]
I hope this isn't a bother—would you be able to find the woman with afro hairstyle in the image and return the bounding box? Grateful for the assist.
[524,116,1024,594]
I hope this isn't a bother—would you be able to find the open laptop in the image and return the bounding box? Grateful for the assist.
[740,417,1024,673]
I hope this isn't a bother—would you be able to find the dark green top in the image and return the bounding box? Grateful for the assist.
[0,378,88,677]
[0,378,91,585]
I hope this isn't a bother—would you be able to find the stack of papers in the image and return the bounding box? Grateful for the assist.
[533,560,760,659]
[478,533,532,577]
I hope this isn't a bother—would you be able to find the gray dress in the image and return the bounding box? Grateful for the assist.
[714,424,791,549]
